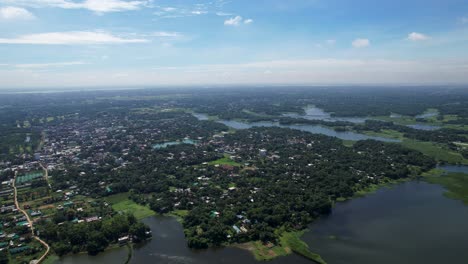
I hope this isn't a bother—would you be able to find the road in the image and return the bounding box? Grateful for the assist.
[13,169,51,263]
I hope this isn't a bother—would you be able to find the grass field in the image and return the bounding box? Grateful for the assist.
[208,155,241,167]
[105,193,155,220]
[238,230,326,264]
[425,173,468,205]
[401,139,468,165]
[362,129,468,165]
[279,231,327,264]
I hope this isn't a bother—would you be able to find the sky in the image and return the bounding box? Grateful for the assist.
[0,0,468,88]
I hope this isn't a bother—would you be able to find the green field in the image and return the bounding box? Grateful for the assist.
[16,171,44,184]
[105,193,155,220]
[208,156,241,167]
[239,230,326,264]
[362,129,468,165]
[401,139,468,165]
[425,173,468,205]
[279,231,327,264]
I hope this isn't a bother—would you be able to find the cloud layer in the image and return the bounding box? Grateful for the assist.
[0,6,35,20]
[352,38,370,48]
[0,0,149,13]
[0,31,148,44]
[224,16,253,26]
[408,32,429,41]
[2,58,468,88]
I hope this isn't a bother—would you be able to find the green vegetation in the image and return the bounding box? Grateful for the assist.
[239,231,326,264]
[42,254,59,264]
[425,173,468,205]
[402,139,468,165]
[362,128,468,165]
[105,193,155,220]
[208,156,241,167]
[279,231,327,264]
[239,240,290,261]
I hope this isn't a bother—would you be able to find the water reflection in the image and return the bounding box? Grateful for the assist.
[283,106,368,124]
[302,181,468,264]
[218,120,400,143]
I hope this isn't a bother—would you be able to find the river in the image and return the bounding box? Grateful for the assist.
[56,165,468,264]
[283,106,368,124]
[218,120,400,142]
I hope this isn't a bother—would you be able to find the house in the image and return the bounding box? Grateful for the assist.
[85,216,100,223]
[232,225,241,234]
[118,235,130,245]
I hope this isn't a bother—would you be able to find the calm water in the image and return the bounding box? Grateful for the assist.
[56,216,310,264]
[57,178,468,264]
[153,139,197,149]
[283,106,368,124]
[437,165,468,174]
[302,181,468,264]
[192,111,398,142]
[218,120,400,142]
[406,124,441,131]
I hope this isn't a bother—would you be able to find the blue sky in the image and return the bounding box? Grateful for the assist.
[0,0,467,88]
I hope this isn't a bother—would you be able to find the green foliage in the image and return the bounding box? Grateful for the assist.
[208,156,241,167]
[38,214,151,256]
[425,173,468,204]
[106,193,155,220]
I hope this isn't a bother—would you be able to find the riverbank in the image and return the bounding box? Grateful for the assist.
[235,230,326,264]
[422,168,468,205]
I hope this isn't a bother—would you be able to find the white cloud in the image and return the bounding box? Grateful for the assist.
[224,16,253,26]
[154,4,210,18]
[326,39,336,45]
[0,31,148,45]
[216,12,232,16]
[408,32,429,41]
[352,38,370,48]
[460,17,468,24]
[224,16,242,26]
[0,6,35,20]
[0,0,149,13]
[191,10,207,15]
[151,31,181,37]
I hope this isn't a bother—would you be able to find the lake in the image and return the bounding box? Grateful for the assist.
[302,180,468,264]
[283,106,368,124]
[218,120,400,143]
[56,176,468,264]
[192,112,399,142]
[56,121,468,264]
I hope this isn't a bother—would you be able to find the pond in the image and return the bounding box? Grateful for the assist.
[283,106,368,124]
[152,139,197,149]
[218,120,400,143]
